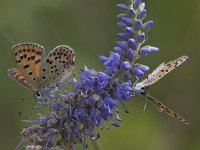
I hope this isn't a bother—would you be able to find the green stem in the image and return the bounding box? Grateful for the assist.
[91,140,103,150]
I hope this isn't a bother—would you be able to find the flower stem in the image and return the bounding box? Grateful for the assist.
[91,140,103,150]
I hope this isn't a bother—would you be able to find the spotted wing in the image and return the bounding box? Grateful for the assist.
[140,55,188,87]
[39,45,75,87]
[7,68,33,90]
[12,42,45,91]
[147,95,189,124]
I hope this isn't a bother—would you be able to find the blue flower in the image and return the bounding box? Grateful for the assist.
[115,80,132,101]
[97,72,110,90]
[100,51,120,73]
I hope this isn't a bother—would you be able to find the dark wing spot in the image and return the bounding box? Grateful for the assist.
[49,61,53,64]
[27,57,31,61]
[19,50,22,53]
[166,64,171,67]
[159,75,162,77]
[42,76,46,79]
[29,72,33,75]
[36,51,42,55]
[23,64,29,69]
[43,68,46,72]
[14,53,18,56]
[31,49,35,52]
[20,56,23,59]
[33,78,36,81]
[46,59,49,63]
[57,73,59,75]
[23,54,27,58]
[31,56,35,60]
[27,49,30,52]
[35,59,41,64]
[165,70,169,72]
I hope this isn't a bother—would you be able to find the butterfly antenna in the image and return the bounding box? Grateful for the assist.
[18,94,32,117]
[132,77,139,88]
[14,137,29,150]
[143,98,148,111]
[0,27,17,45]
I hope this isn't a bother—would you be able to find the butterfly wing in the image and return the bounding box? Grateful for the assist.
[7,68,33,90]
[139,63,165,87]
[147,94,189,124]
[12,43,45,91]
[140,55,188,87]
[38,45,75,87]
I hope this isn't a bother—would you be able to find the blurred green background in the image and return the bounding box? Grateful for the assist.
[0,0,199,149]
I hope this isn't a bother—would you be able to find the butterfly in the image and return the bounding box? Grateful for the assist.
[8,42,75,98]
[134,55,189,124]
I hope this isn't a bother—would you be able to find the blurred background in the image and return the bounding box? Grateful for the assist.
[0,0,199,149]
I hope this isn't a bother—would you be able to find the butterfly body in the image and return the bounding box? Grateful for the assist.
[134,55,189,124]
[8,42,75,97]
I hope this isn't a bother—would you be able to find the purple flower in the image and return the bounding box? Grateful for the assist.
[128,38,137,47]
[121,61,131,71]
[133,68,144,77]
[103,51,120,72]
[99,55,108,63]
[117,13,127,19]
[118,32,130,39]
[114,47,126,56]
[137,33,145,42]
[115,80,132,101]
[128,8,136,15]
[134,0,141,6]
[116,4,128,10]
[125,27,135,34]
[140,46,159,55]
[138,64,150,71]
[134,20,143,29]
[138,10,147,19]
[127,49,135,59]
[116,41,129,50]
[143,21,154,30]
[122,17,133,25]
[97,72,110,90]
[116,22,127,27]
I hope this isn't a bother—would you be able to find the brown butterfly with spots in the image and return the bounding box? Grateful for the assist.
[8,42,75,98]
[134,55,189,124]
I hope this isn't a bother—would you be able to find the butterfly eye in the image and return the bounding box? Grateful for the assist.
[35,91,42,99]
[140,87,146,95]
